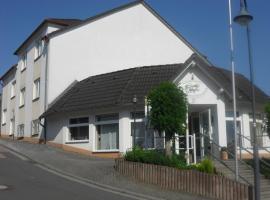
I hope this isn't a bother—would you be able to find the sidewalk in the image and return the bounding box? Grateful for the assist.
[0,139,211,200]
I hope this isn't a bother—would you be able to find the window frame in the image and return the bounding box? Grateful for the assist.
[2,109,7,125]
[17,124,24,138]
[31,119,40,136]
[94,114,119,152]
[21,54,27,72]
[66,117,90,143]
[10,81,16,99]
[33,78,40,101]
[129,112,155,149]
[19,88,26,108]
[34,39,44,60]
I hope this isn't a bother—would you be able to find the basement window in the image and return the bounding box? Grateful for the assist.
[67,117,89,142]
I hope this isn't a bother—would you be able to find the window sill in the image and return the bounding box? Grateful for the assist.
[10,96,15,100]
[19,104,24,109]
[1,123,6,126]
[65,140,89,144]
[34,55,42,62]
[32,97,40,102]
[21,67,26,73]
[93,149,119,153]
[31,133,39,137]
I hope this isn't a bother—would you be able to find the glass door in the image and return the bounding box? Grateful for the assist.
[199,109,212,158]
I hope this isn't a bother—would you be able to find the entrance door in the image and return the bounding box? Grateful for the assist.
[199,109,212,158]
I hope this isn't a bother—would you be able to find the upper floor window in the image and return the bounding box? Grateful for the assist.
[33,78,40,100]
[35,39,44,60]
[10,81,16,99]
[2,109,7,125]
[19,88,25,107]
[21,53,27,71]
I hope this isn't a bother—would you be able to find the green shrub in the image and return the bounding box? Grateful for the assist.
[192,158,215,174]
[124,147,188,169]
[124,147,216,174]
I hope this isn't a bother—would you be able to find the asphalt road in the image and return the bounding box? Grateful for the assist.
[0,146,142,200]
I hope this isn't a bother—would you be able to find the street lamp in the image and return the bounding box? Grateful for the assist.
[234,1,260,200]
[132,95,137,148]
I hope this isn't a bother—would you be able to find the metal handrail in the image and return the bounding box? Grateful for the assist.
[238,145,270,169]
[238,133,270,154]
[199,132,253,185]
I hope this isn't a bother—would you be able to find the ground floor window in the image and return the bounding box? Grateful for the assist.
[130,111,154,149]
[31,119,40,136]
[131,122,154,148]
[95,114,119,150]
[17,124,24,137]
[96,124,119,150]
[68,117,89,141]
[9,118,15,135]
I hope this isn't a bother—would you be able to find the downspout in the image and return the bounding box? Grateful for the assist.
[39,35,50,144]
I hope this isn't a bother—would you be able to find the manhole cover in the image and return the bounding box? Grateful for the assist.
[0,185,8,190]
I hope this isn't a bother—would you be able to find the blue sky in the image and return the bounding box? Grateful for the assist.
[0,0,269,95]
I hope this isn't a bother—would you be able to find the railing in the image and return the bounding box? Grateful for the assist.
[238,134,270,170]
[199,132,253,185]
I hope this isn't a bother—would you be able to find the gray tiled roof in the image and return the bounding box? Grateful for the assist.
[41,56,269,118]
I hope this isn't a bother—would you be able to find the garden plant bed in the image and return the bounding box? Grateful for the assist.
[115,159,253,200]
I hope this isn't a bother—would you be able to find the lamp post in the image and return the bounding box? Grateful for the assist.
[132,95,137,148]
[234,1,260,199]
[228,0,239,181]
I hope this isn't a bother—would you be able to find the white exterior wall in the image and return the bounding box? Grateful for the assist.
[176,66,227,147]
[119,111,132,153]
[1,73,16,135]
[47,4,193,103]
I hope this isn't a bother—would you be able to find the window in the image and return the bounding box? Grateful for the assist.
[9,118,15,135]
[19,88,25,107]
[248,114,265,147]
[68,117,89,141]
[130,112,154,148]
[17,124,24,138]
[33,78,40,100]
[11,81,16,99]
[35,39,44,60]
[2,109,7,125]
[31,119,40,136]
[21,54,27,71]
[96,114,119,150]
[131,122,154,148]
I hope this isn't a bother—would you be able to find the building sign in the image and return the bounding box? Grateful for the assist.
[179,80,207,97]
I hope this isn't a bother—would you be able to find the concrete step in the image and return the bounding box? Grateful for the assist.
[214,159,270,198]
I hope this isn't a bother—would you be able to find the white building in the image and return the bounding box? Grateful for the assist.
[1,1,269,159]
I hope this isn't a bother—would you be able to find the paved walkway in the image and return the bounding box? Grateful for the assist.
[0,139,211,200]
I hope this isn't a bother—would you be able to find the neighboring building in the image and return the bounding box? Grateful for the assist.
[0,1,269,159]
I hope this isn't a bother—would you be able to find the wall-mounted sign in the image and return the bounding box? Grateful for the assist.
[179,80,207,97]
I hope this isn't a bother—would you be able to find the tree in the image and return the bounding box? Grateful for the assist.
[265,102,270,137]
[147,82,187,156]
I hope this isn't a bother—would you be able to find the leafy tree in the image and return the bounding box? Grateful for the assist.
[147,82,187,156]
[265,102,270,137]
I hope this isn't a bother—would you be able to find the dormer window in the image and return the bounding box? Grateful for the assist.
[34,39,44,60]
[21,53,27,71]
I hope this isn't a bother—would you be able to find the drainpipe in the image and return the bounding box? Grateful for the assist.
[40,35,50,144]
